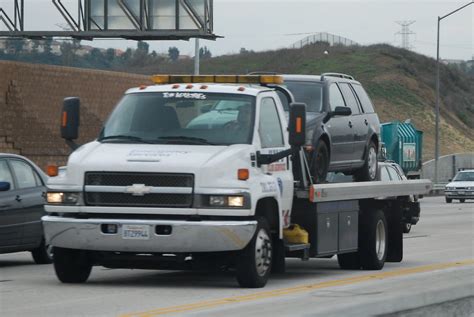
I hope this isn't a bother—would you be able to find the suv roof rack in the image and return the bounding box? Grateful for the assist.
[321,73,355,81]
[247,71,280,75]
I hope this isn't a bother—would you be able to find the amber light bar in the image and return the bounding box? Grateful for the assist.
[151,75,284,85]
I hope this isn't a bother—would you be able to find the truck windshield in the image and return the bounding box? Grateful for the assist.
[284,81,323,112]
[99,92,256,145]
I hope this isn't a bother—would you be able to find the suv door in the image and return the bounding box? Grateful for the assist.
[0,159,23,250]
[325,83,353,168]
[9,159,46,248]
[339,83,367,165]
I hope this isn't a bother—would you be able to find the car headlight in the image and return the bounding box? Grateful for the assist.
[47,192,80,204]
[209,195,245,207]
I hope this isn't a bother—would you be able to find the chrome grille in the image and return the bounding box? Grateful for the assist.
[84,172,194,208]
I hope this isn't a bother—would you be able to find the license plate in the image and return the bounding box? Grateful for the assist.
[122,225,150,240]
[458,191,465,195]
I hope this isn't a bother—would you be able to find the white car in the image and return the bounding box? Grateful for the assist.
[445,170,474,203]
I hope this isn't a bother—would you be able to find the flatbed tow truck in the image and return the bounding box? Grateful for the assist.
[43,75,432,288]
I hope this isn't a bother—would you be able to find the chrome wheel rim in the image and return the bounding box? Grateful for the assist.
[375,220,386,261]
[368,147,377,180]
[255,228,272,277]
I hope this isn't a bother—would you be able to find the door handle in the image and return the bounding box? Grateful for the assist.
[364,119,368,125]
[15,195,22,202]
[348,121,353,128]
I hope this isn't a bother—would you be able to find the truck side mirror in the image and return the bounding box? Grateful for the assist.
[0,181,10,192]
[288,102,306,147]
[61,97,80,150]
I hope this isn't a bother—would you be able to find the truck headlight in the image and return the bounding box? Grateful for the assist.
[47,192,80,204]
[209,195,245,207]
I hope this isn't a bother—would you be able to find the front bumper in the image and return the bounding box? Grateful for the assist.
[42,216,257,253]
[445,190,474,199]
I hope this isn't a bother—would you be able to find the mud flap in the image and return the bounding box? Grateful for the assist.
[385,205,403,263]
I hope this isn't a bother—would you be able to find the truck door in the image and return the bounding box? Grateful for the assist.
[257,95,293,221]
[0,159,23,249]
[9,159,46,248]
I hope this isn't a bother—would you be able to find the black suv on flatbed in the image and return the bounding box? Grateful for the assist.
[282,73,380,182]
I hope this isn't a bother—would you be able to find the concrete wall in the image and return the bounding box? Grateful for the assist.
[422,153,474,183]
[0,61,148,170]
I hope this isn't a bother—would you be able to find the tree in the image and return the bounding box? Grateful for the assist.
[168,46,180,61]
[137,41,149,55]
[199,46,212,59]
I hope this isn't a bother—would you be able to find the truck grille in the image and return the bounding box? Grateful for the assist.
[84,172,194,208]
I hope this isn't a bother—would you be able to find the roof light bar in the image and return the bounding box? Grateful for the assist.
[151,75,284,85]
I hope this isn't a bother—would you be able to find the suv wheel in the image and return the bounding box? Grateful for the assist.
[355,141,378,182]
[312,140,329,183]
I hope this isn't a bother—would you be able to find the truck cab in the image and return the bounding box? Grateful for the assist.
[44,75,304,288]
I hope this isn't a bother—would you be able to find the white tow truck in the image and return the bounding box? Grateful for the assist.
[43,75,432,288]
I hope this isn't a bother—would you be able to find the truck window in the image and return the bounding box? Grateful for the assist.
[338,83,360,115]
[259,98,284,148]
[329,84,346,111]
[284,81,323,112]
[100,92,256,145]
[352,84,375,113]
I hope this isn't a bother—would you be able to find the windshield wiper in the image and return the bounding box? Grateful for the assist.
[98,135,155,144]
[157,136,216,145]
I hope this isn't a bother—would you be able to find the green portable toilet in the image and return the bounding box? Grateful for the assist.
[381,121,423,179]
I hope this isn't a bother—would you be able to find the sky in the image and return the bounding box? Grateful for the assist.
[0,0,472,60]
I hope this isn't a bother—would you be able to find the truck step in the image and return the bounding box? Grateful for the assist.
[284,243,311,261]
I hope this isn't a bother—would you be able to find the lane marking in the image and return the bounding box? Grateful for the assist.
[121,259,474,317]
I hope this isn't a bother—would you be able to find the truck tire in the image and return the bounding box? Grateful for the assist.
[445,197,452,203]
[402,222,412,233]
[236,218,272,288]
[360,210,387,270]
[54,247,92,283]
[31,239,53,264]
[355,141,378,182]
[271,237,286,274]
[312,140,329,183]
[337,252,360,269]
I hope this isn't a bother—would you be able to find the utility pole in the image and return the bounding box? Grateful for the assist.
[435,1,474,184]
[395,20,416,50]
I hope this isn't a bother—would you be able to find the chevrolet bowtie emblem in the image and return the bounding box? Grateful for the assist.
[125,184,152,196]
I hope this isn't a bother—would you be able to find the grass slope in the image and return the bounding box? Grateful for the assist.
[134,43,473,161]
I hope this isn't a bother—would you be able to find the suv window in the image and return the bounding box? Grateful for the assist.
[10,160,39,189]
[339,83,360,115]
[329,84,346,111]
[259,98,284,148]
[0,160,15,190]
[284,81,323,112]
[352,84,375,113]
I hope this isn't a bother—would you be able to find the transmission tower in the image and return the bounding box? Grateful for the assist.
[395,21,416,50]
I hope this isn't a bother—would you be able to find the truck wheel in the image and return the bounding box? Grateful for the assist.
[445,197,452,203]
[402,222,412,233]
[355,141,378,182]
[236,218,272,288]
[337,252,360,269]
[459,199,465,203]
[31,239,53,264]
[271,237,285,274]
[360,210,387,270]
[312,140,329,183]
[54,247,92,283]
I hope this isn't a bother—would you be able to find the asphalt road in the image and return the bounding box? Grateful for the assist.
[1,196,473,317]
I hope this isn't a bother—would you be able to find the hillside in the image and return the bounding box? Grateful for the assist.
[132,44,474,161]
